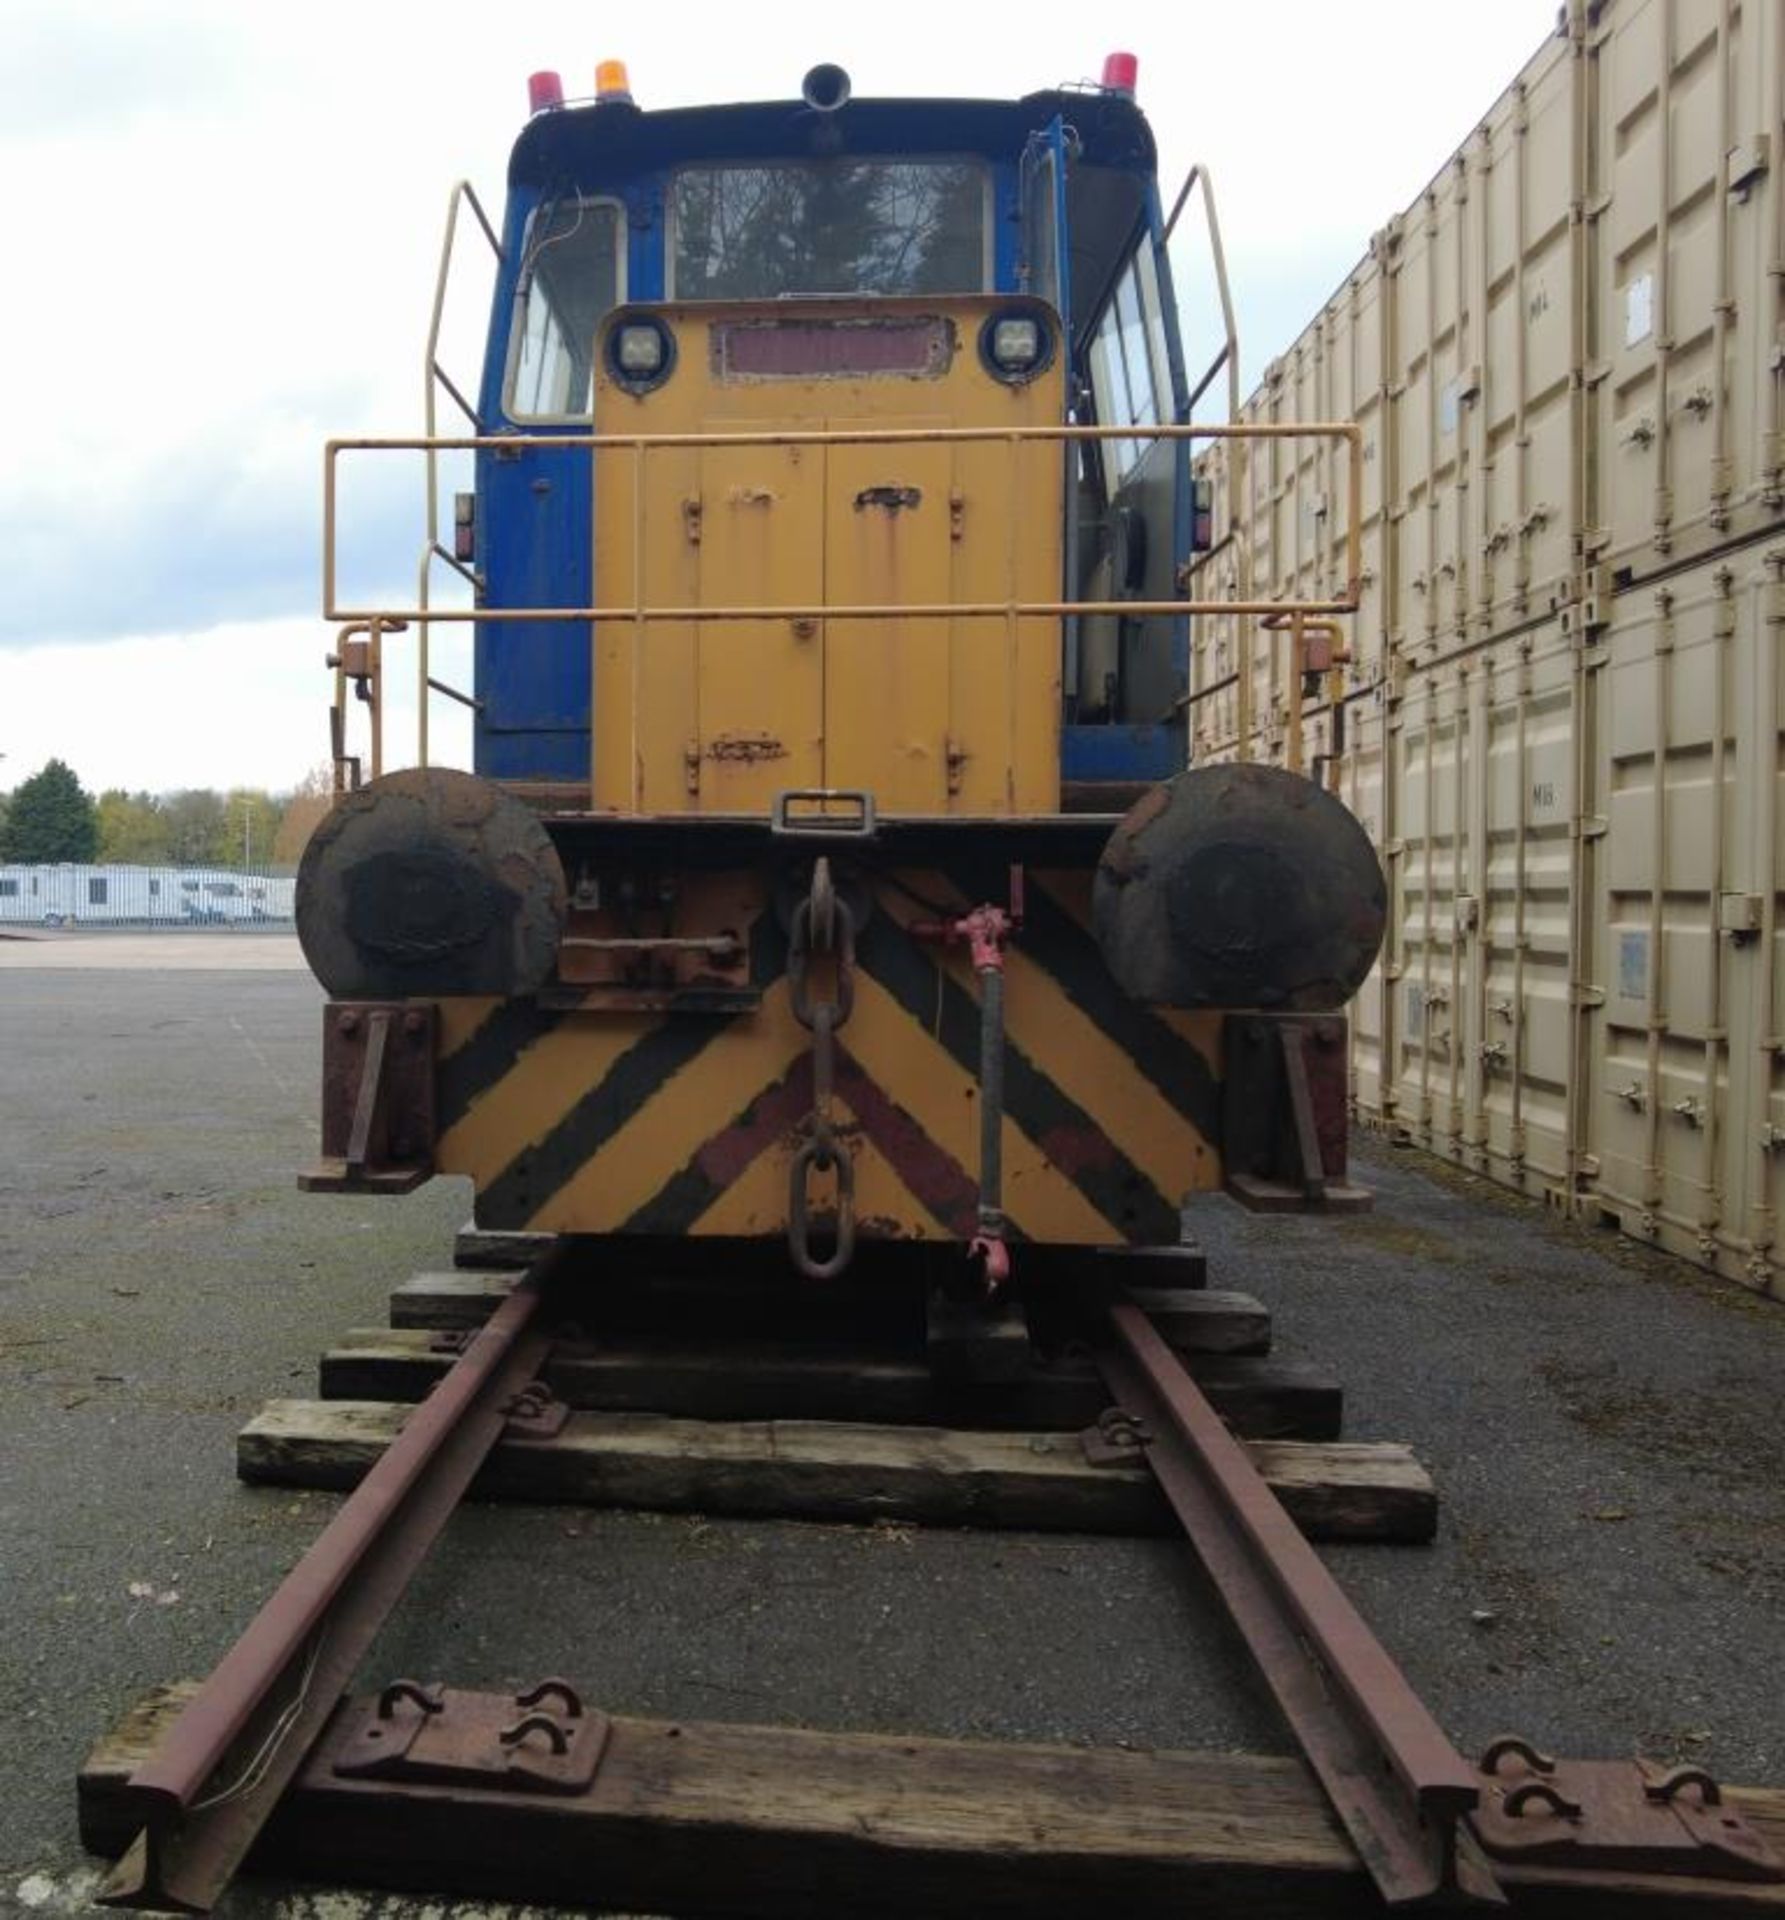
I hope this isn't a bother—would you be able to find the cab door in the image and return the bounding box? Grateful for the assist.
[593,411,826,814]
[689,430,827,810]
[823,422,954,812]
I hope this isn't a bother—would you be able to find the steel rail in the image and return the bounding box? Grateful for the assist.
[100,1242,575,1914]
[1095,1300,1503,1909]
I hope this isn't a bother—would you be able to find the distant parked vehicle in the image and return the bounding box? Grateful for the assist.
[0,865,296,926]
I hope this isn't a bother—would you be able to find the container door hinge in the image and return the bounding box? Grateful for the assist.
[1720,893,1765,938]
[1727,133,1770,199]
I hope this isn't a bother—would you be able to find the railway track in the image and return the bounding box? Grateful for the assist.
[80,1232,1785,1916]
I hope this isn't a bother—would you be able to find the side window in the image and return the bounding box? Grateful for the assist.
[88,877,107,905]
[0,879,17,898]
[1087,247,1171,483]
[507,198,625,419]
[1020,140,1062,317]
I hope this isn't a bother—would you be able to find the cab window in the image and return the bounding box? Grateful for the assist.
[670,160,987,299]
[1020,139,1062,315]
[1087,245,1172,480]
[507,197,625,419]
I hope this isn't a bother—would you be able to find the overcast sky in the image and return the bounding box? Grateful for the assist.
[2,0,1558,796]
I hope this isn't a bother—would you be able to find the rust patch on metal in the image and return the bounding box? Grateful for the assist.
[707,733,788,764]
[1036,1124,1122,1179]
[712,316,954,382]
[854,485,922,513]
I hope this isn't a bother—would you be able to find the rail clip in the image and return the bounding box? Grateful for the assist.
[333,1679,610,1795]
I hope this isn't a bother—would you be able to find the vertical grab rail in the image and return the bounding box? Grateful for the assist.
[1161,162,1241,426]
[417,181,504,768]
[1161,162,1251,765]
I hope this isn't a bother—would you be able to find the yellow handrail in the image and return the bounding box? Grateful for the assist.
[326,416,1363,783]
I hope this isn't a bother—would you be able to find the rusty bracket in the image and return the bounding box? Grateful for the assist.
[1279,1024,1326,1204]
[333,1679,610,1795]
[1080,1406,1152,1467]
[299,1002,437,1195]
[1221,1014,1371,1214]
[502,1380,570,1442]
[1469,1737,1783,1884]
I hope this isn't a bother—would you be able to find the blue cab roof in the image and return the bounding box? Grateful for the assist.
[508,88,1158,188]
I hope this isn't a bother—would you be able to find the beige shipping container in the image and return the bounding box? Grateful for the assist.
[1234,549,1785,1294]
[1191,0,1785,1296]
[1193,0,1782,685]
[1343,551,1785,1295]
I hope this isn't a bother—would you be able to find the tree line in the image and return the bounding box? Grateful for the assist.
[0,759,331,870]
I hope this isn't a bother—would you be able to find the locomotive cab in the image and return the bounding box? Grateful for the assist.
[475,61,1193,806]
[300,57,1381,1275]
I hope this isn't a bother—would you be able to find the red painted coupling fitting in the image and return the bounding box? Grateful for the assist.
[969,1226,1012,1290]
[910,902,1017,972]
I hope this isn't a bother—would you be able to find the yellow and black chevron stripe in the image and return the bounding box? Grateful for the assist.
[431,871,1222,1246]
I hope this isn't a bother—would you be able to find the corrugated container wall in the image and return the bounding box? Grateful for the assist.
[1192,0,1785,1295]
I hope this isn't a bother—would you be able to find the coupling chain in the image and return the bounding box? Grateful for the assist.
[787,865,856,1280]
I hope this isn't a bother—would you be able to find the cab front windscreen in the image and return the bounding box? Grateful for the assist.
[670,159,988,299]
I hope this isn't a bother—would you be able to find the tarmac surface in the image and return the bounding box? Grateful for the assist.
[2,948,1783,1915]
[0,931,307,971]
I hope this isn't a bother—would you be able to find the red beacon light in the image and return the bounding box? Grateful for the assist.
[1100,51,1139,98]
[527,69,565,114]
[595,59,634,105]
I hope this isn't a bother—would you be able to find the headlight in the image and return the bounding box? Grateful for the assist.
[615,324,666,373]
[608,318,675,390]
[980,310,1053,383]
[991,318,1041,368]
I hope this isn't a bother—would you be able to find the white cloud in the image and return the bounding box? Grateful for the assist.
[1,0,1559,788]
[2,618,472,794]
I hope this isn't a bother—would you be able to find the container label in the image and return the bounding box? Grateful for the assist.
[1624,273,1654,348]
[1618,929,1649,1001]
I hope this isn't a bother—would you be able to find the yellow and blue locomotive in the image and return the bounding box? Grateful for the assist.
[298,55,1382,1284]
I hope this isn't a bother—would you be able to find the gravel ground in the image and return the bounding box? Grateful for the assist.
[1,960,1781,1916]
